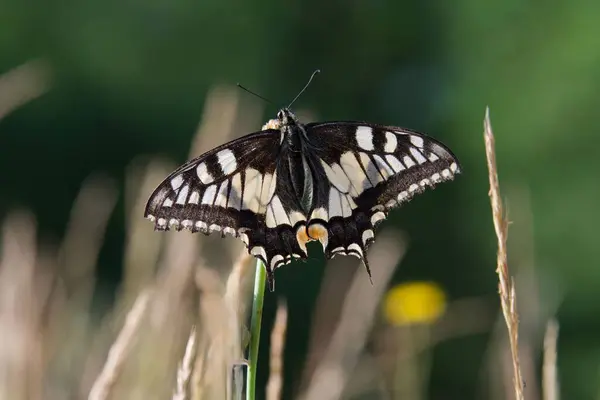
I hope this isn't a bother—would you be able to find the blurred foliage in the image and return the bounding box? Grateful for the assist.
[2,0,600,398]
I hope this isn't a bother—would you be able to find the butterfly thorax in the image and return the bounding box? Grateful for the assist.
[274,108,308,146]
[276,109,315,212]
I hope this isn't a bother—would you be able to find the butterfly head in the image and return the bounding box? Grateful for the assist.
[277,108,299,127]
[261,108,299,131]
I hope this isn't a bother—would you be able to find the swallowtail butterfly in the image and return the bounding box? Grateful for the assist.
[145,103,460,291]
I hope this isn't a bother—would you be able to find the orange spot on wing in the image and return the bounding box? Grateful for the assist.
[308,224,328,241]
[296,227,310,246]
[308,223,329,250]
[296,223,330,252]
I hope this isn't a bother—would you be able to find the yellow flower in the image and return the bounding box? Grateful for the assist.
[383,281,447,325]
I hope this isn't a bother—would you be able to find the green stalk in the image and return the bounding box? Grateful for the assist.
[246,259,266,400]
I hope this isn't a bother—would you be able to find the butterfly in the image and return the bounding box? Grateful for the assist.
[145,107,460,291]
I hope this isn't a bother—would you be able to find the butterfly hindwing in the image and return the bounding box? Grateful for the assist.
[303,122,460,273]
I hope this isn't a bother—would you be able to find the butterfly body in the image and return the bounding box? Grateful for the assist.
[145,108,461,291]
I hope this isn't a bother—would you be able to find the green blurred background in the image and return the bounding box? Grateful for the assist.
[1,0,600,398]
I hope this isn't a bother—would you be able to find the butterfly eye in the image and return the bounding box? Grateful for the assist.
[277,110,285,120]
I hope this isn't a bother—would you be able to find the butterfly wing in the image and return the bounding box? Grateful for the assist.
[144,129,310,290]
[303,122,461,278]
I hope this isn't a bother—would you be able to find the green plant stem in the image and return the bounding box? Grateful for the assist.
[246,259,266,400]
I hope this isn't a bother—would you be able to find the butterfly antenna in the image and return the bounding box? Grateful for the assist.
[287,69,321,109]
[236,83,273,104]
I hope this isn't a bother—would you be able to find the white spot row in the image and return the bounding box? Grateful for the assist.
[409,168,449,197]
[330,242,364,259]
[269,252,301,271]
[358,127,427,154]
[370,161,459,213]
[148,214,238,237]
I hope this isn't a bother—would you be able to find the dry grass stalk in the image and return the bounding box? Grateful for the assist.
[88,289,152,400]
[0,211,45,399]
[52,176,118,397]
[506,186,542,400]
[150,231,199,326]
[118,231,199,400]
[0,60,50,120]
[190,335,209,400]
[223,251,252,400]
[300,252,358,386]
[302,231,407,400]
[122,160,174,302]
[193,267,230,400]
[542,319,559,400]
[483,107,525,400]
[60,175,118,306]
[266,301,289,400]
[189,85,241,158]
[172,326,198,400]
[224,251,252,362]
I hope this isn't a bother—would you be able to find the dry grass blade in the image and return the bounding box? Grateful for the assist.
[189,85,240,158]
[88,289,152,400]
[172,326,197,400]
[0,60,50,120]
[300,249,357,386]
[266,301,289,400]
[224,251,253,363]
[193,267,229,399]
[60,174,118,305]
[302,231,407,400]
[53,176,117,397]
[121,160,174,303]
[542,319,559,400]
[483,107,525,400]
[0,211,45,399]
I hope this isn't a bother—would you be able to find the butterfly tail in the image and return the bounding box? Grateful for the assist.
[363,256,374,286]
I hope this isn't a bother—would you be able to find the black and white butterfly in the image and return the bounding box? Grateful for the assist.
[145,108,460,291]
